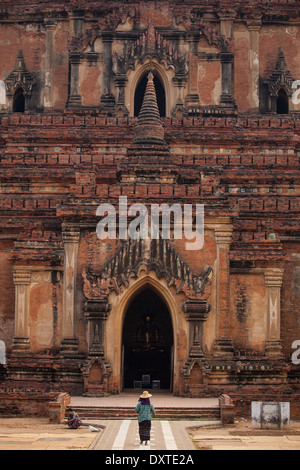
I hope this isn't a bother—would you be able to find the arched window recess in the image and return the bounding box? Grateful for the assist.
[4,50,35,113]
[276,87,289,115]
[13,87,25,113]
[261,48,294,114]
[134,72,166,118]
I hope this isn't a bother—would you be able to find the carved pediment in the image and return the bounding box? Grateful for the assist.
[264,47,295,97]
[113,24,189,78]
[81,356,112,377]
[5,50,35,97]
[83,237,212,301]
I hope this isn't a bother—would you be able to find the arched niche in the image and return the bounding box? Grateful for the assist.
[277,88,289,115]
[126,61,172,117]
[13,87,25,113]
[134,73,166,117]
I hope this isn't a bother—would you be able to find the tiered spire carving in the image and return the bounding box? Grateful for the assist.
[126,71,171,165]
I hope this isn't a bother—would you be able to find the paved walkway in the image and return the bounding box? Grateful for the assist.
[88,419,203,451]
[70,393,220,451]
[0,416,299,450]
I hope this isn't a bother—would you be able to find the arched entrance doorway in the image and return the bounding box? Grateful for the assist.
[122,287,173,391]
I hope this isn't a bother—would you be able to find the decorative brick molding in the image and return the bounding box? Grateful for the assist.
[0,389,68,419]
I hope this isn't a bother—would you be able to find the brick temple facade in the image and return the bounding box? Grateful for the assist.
[0,0,300,413]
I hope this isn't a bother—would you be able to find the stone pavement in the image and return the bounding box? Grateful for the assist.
[70,393,215,450]
[0,392,299,451]
[0,417,97,450]
[190,419,300,451]
[88,419,203,451]
[86,415,300,451]
[0,416,300,450]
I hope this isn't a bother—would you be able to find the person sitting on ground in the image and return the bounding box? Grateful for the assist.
[66,408,82,429]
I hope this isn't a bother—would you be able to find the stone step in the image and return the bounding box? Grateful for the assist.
[72,406,221,420]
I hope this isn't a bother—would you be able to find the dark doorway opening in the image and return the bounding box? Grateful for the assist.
[277,88,289,114]
[13,88,25,113]
[134,74,166,117]
[122,287,173,390]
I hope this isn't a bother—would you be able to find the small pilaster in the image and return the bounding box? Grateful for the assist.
[100,33,116,113]
[181,299,212,392]
[84,300,111,357]
[60,225,80,356]
[183,299,211,359]
[184,34,201,114]
[12,268,31,352]
[264,268,284,357]
[247,15,262,112]
[214,227,234,357]
[68,52,82,107]
[44,19,57,109]
[220,52,236,108]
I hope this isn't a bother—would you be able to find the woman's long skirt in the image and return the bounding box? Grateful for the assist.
[68,416,82,429]
[139,420,151,441]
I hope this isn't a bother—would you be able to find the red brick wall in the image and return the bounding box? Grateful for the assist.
[0,241,15,351]
[281,243,300,357]
[0,0,299,397]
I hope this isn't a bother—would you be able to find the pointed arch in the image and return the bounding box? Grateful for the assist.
[122,285,173,389]
[261,48,295,114]
[5,51,35,112]
[105,271,182,393]
[127,61,172,117]
[116,274,178,339]
[13,87,25,113]
[277,87,289,114]
[81,356,112,395]
[134,73,166,117]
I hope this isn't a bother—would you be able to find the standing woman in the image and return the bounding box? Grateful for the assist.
[135,391,156,446]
